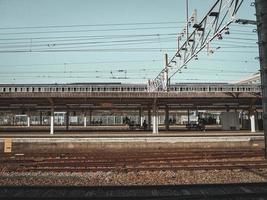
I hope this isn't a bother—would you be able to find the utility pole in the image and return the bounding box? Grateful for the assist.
[255,0,267,158]
[163,53,169,91]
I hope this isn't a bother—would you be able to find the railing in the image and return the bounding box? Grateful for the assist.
[0,84,261,93]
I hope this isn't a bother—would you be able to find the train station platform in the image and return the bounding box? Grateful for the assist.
[0,131,264,154]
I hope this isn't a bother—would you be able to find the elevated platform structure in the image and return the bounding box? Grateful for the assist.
[0,83,262,134]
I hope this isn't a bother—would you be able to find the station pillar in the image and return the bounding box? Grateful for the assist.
[27,114,30,127]
[89,110,92,125]
[50,107,54,135]
[165,105,169,131]
[255,111,259,132]
[26,109,31,127]
[139,107,143,126]
[84,114,87,127]
[66,110,69,131]
[152,101,158,134]
[187,109,190,125]
[148,107,152,131]
[39,111,43,126]
[250,115,256,133]
[12,113,15,126]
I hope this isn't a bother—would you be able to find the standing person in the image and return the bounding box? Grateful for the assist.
[143,119,147,130]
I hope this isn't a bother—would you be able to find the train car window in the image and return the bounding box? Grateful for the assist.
[26,88,29,92]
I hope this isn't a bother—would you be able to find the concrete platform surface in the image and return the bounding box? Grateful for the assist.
[0,130,263,138]
[0,135,263,143]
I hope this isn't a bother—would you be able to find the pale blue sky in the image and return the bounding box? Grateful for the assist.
[0,0,258,84]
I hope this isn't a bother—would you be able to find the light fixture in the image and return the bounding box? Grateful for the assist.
[176,53,181,58]
[209,12,219,17]
[193,23,201,29]
[224,27,230,35]
[217,34,223,40]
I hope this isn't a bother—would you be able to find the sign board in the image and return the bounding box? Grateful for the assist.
[4,138,12,153]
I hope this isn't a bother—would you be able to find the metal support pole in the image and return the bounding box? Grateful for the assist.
[50,107,54,135]
[255,0,267,158]
[66,109,69,131]
[187,109,190,125]
[240,110,243,129]
[165,105,170,131]
[152,102,158,134]
[40,111,43,126]
[255,110,259,131]
[163,53,169,91]
[89,110,92,125]
[186,0,189,42]
[148,107,152,131]
[12,113,15,126]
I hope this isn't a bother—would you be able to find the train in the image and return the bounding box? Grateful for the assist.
[0,82,261,93]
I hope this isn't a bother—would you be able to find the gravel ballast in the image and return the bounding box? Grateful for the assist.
[0,169,267,186]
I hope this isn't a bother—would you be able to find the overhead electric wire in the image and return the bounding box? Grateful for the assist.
[0,18,260,84]
[0,68,257,75]
[0,33,178,42]
[0,26,183,35]
[0,48,259,53]
[0,37,175,49]
[0,38,258,51]
[0,21,186,30]
[0,57,256,68]
[0,34,178,46]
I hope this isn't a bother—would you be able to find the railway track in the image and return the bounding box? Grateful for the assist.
[1,149,265,172]
[1,183,267,199]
